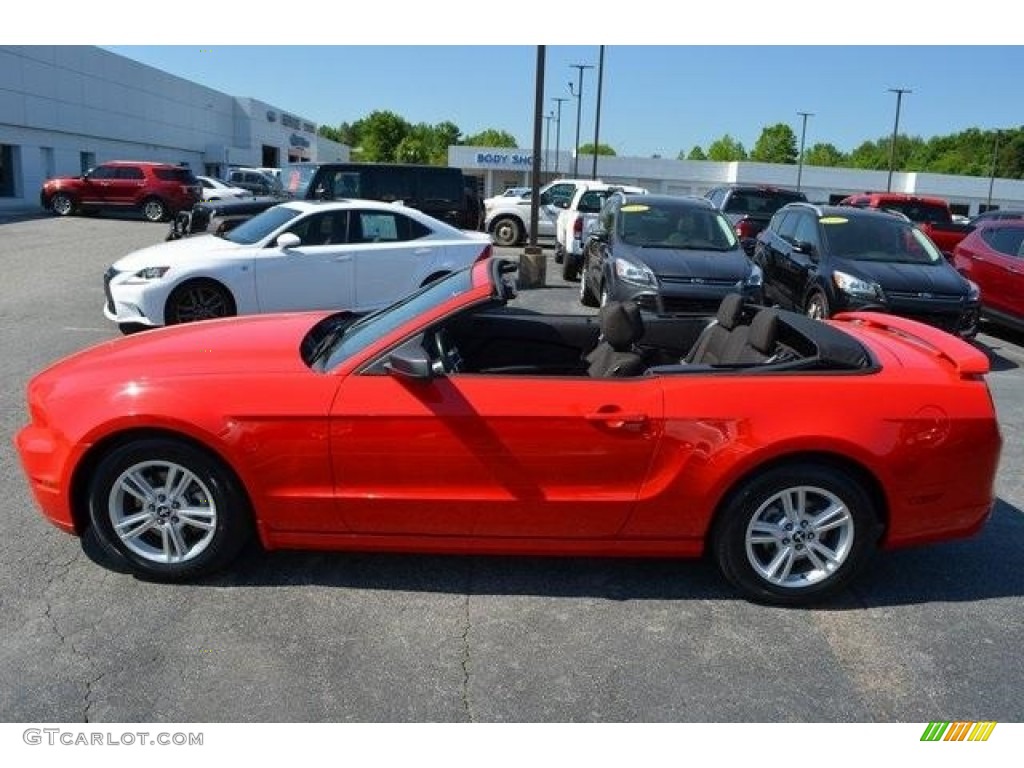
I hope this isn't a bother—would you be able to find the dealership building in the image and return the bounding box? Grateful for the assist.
[3,44,1024,218]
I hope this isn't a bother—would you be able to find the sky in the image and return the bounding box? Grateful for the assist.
[98,44,1023,160]
[17,3,1022,161]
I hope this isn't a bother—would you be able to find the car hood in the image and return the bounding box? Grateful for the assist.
[111,235,249,271]
[33,313,325,400]
[629,245,753,280]
[833,258,969,294]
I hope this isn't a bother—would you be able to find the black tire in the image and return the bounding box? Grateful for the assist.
[711,462,880,606]
[491,217,523,247]
[51,192,75,217]
[118,322,149,335]
[562,254,580,282]
[579,267,599,307]
[141,197,169,223]
[87,437,252,581]
[165,280,236,325]
[554,244,565,264]
[805,289,830,321]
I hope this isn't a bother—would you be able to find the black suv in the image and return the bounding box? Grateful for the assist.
[752,202,980,338]
[579,192,763,314]
[705,185,807,256]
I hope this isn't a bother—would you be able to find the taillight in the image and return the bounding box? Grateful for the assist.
[735,217,758,239]
[573,217,583,236]
[475,244,492,263]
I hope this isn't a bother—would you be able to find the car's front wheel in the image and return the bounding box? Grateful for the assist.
[165,280,236,325]
[579,265,599,307]
[805,290,830,320]
[87,438,252,580]
[712,462,880,606]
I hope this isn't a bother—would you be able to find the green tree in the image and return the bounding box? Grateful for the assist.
[750,123,798,164]
[803,143,846,167]
[707,134,748,162]
[848,138,889,170]
[463,129,518,147]
[685,146,708,161]
[578,143,616,156]
[354,110,412,162]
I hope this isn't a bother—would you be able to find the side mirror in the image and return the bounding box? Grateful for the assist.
[384,345,434,380]
[552,197,569,210]
[793,240,817,259]
[314,185,331,200]
[276,232,301,249]
[589,229,609,244]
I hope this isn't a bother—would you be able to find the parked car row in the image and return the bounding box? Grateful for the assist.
[571,186,1021,340]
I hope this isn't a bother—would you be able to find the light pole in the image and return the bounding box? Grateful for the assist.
[552,97,568,176]
[796,111,813,193]
[987,130,1002,210]
[886,88,911,192]
[591,46,605,181]
[568,63,594,177]
[543,111,554,176]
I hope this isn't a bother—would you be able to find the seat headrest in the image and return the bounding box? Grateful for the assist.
[749,308,781,353]
[598,301,644,349]
[716,293,745,331]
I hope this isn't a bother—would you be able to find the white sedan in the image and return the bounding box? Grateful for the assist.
[196,175,253,201]
[103,200,494,331]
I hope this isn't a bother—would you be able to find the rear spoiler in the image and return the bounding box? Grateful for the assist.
[832,311,989,376]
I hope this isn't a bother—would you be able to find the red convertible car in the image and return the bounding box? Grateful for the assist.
[15,259,1002,605]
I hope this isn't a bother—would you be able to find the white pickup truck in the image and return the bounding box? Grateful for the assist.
[555,183,648,280]
[483,179,599,247]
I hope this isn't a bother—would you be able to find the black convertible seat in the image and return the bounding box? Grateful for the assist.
[732,308,781,364]
[586,301,647,377]
[685,293,747,364]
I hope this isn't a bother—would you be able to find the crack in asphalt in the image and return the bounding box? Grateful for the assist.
[460,560,474,723]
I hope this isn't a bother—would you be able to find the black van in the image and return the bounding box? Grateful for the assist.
[172,162,475,239]
[283,163,468,228]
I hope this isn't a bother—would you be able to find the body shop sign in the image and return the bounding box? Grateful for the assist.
[475,152,533,167]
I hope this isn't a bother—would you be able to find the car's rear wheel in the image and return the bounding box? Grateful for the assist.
[51,193,75,217]
[141,197,169,223]
[491,217,523,247]
[805,290,830,320]
[165,280,236,325]
[712,462,880,606]
[87,438,252,581]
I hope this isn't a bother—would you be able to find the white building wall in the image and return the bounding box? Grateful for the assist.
[0,46,347,213]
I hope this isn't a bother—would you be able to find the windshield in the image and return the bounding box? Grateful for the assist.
[723,190,805,216]
[321,269,474,370]
[619,203,739,251]
[282,164,318,199]
[821,215,944,264]
[223,206,302,245]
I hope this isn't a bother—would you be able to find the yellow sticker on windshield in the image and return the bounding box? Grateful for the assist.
[621,204,650,212]
[820,216,848,224]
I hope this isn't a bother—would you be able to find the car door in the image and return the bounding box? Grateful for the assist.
[329,360,664,538]
[974,226,1024,318]
[780,211,824,308]
[251,210,356,312]
[538,182,578,237]
[108,165,145,208]
[348,209,434,310]
[81,164,117,206]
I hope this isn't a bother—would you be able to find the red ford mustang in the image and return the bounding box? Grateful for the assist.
[15,258,1002,605]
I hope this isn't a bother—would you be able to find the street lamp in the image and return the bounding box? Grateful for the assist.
[591,46,605,181]
[987,130,1002,210]
[552,97,568,176]
[796,111,813,193]
[568,63,594,177]
[886,88,911,192]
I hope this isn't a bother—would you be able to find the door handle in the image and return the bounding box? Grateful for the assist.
[585,410,648,429]
[333,255,353,262]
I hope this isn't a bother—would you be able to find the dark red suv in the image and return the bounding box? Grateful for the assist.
[40,161,202,222]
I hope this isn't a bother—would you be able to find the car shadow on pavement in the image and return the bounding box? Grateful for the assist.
[79,497,1024,609]
[976,325,1024,372]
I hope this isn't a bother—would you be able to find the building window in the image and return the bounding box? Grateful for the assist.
[0,145,12,197]
[80,151,96,175]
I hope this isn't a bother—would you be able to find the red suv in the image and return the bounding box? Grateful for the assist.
[40,161,202,222]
